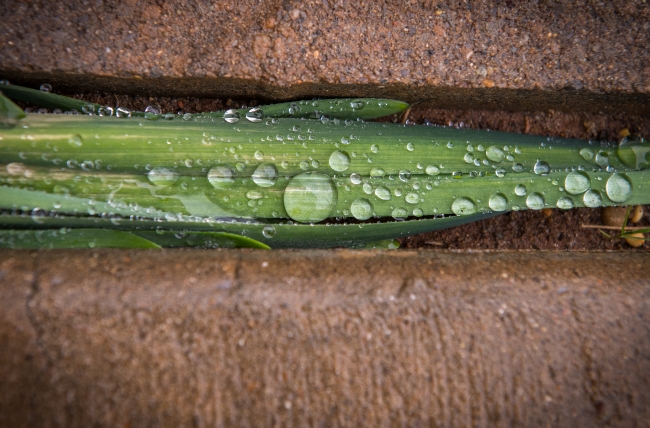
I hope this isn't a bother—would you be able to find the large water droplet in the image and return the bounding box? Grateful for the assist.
[425,165,440,176]
[207,165,235,188]
[515,184,527,196]
[556,196,574,210]
[564,171,591,195]
[451,197,477,215]
[351,198,373,220]
[526,193,545,210]
[486,146,505,162]
[616,138,650,169]
[374,186,391,200]
[329,150,351,172]
[533,160,550,175]
[605,173,632,203]
[224,109,240,123]
[246,107,263,122]
[583,189,602,207]
[148,167,178,186]
[283,172,338,223]
[252,163,278,187]
[489,193,508,211]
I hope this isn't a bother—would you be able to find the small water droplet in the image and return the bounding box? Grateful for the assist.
[148,167,178,186]
[489,193,508,211]
[351,198,373,220]
[262,226,276,238]
[329,150,351,172]
[425,165,440,176]
[283,172,338,223]
[406,142,415,151]
[39,83,52,92]
[374,186,391,200]
[405,192,419,204]
[254,150,264,160]
[564,171,591,195]
[580,148,594,162]
[486,146,505,162]
[116,107,131,118]
[464,153,475,163]
[556,196,574,209]
[98,106,115,117]
[68,134,83,147]
[605,173,632,203]
[515,184,527,196]
[363,182,373,194]
[252,163,278,187]
[534,160,550,175]
[224,109,240,123]
[246,190,263,200]
[246,107,263,122]
[370,168,386,178]
[398,170,411,182]
[299,160,310,170]
[207,165,235,188]
[371,144,379,153]
[413,208,424,217]
[583,189,602,207]
[495,168,506,178]
[512,163,524,172]
[350,173,362,184]
[526,193,545,210]
[595,151,609,167]
[451,197,477,215]
[391,207,407,219]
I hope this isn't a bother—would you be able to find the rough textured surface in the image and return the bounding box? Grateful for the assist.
[1,0,649,113]
[1,249,649,427]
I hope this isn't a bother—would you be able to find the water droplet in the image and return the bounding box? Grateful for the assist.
[405,193,419,204]
[580,148,594,162]
[370,168,386,178]
[299,160,310,170]
[252,163,278,187]
[223,109,240,123]
[329,150,351,172]
[246,107,263,122]
[350,100,365,110]
[68,134,83,147]
[207,165,235,188]
[583,189,602,207]
[283,172,338,223]
[116,107,131,118]
[556,196,574,209]
[451,197,477,215]
[488,193,508,211]
[533,160,550,175]
[595,151,609,167]
[394,188,403,197]
[163,113,175,120]
[406,142,415,151]
[363,182,373,194]
[413,208,424,217]
[564,171,591,195]
[99,106,115,117]
[447,142,454,149]
[425,165,440,176]
[526,193,545,210]
[486,146,505,162]
[374,186,391,200]
[391,207,407,219]
[464,153,475,163]
[182,113,193,121]
[262,226,276,238]
[246,190,263,200]
[350,173,362,184]
[616,138,650,169]
[371,144,379,153]
[39,83,52,92]
[512,163,524,172]
[235,162,246,171]
[254,150,264,160]
[398,170,411,182]
[495,168,506,178]
[605,173,632,203]
[351,198,373,220]
[148,167,178,186]
[515,184,527,196]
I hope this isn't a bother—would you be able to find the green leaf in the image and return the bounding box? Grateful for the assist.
[0,228,161,249]
[0,91,26,128]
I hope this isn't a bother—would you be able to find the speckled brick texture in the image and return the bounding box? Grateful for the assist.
[1,0,649,112]
[1,249,650,427]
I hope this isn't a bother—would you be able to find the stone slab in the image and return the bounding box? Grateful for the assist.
[1,249,649,426]
[1,0,649,114]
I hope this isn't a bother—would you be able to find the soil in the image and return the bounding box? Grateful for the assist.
[18,92,650,251]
